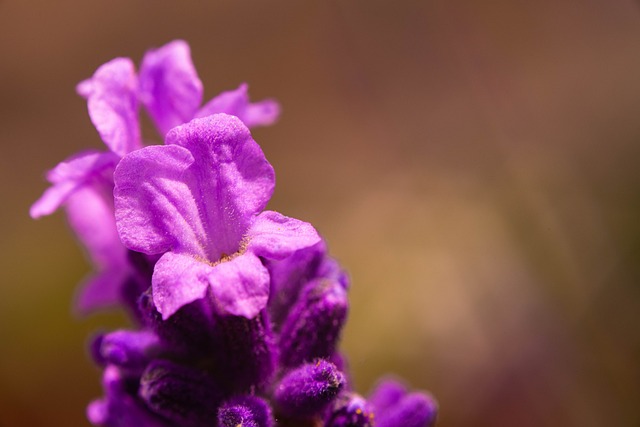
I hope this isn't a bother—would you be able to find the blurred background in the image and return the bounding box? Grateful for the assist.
[2,1,640,426]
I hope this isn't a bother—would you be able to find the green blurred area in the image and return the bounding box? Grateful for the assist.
[1,1,640,426]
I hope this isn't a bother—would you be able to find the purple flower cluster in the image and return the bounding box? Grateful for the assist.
[32,40,438,427]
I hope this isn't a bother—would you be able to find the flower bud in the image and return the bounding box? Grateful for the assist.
[139,359,222,427]
[274,359,345,419]
[279,279,348,368]
[217,395,274,427]
[325,392,374,427]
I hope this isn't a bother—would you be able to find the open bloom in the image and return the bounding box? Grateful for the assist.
[31,40,279,315]
[114,114,320,319]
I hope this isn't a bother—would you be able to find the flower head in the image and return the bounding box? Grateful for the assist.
[31,40,280,315]
[34,40,438,427]
[114,114,320,318]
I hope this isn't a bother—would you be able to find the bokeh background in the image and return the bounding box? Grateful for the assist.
[2,1,640,426]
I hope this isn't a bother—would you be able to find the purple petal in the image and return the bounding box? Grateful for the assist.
[152,251,270,319]
[76,268,129,314]
[139,40,203,135]
[151,252,211,320]
[206,251,271,318]
[114,144,202,256]
[30,150,118,219]
[247,211,321,260]
[64,180,124,271]
[79,58,141,156]
[197,83,280,128]
[115,115,275,261]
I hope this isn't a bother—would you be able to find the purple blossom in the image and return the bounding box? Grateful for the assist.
[34,40,439,427]
[31,40,280,315]
[113,114,320,318]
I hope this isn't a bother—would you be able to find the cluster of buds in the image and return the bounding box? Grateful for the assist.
[32,40,437,427]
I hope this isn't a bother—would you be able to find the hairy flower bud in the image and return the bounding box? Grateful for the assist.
[217,395,274,427]
[279,279,348,368]
[274,360,345,419]
[139,359,222,427]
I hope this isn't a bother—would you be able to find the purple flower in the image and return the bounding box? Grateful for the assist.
[31,40,280,315]
[138,40,279,136]
[34,40,440,427]
[114,114,320,319]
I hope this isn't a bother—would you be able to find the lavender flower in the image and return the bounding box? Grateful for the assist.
[33,41,438,427]
[31,40,279,316]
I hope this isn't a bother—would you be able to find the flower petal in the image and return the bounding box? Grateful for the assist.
[75,268,129,314]
[152,252,212,320]
[65,179,125,270]
[206,251,270,318]
[152,251,270,319]
[80,58,141,156]
[166,114,275,258]
[114,144,207,257]
[139,40,203,135]
[197,83,280,128]
[115,115,275,261]
[30,150,118,218]
[247,211,321,260]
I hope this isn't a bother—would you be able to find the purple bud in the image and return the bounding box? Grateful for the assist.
[273,359,345,419]
[139,359,222,427]
[218,395,274,427]
[368,378,407,411]
[267,242,328,327]
[279,279,348,368]
[98,330,161,372]
[211,310,276,393]
[375,392,438,427]
[88,366,170,427]
[325,393,374,427]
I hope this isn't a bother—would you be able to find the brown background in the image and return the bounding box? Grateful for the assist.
[2,1,640,426]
